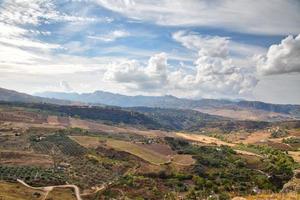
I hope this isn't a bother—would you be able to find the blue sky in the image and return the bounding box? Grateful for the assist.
[0,0,300,104]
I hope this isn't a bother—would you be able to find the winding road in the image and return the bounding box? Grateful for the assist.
[17,179,82,200]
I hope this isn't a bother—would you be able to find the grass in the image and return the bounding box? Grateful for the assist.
[106,139,170,165]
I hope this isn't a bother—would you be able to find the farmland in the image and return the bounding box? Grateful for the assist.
[0,102,299,199]
[106,139,171,165]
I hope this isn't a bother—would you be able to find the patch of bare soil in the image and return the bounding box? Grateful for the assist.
[237,131,271,144]
[288,151,300,163]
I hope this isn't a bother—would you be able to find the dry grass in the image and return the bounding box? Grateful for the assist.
[172,154,195,166]
[241,192,300,200]
[45,188,76,200]
[175,132,234,146]
[106,139,170,165]
[288,151,300,163]
[69,136,103,149]
[0,181,46,200]
[195,108,290,121]
[235,150,262,157]
[238,131,271,144]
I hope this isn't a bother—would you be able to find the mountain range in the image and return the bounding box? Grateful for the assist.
[0,87,299,122]
[35,90,300,121]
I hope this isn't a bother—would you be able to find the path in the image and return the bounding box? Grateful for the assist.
[17,179,82,200]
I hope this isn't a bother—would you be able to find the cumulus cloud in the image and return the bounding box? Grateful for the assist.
[88,30,130,42]
[256,34,300,75]
[172,31,229,58]
[104,34,258,98]
[96,0,300,35]
[172,30,265,58]
[104,53,168,91]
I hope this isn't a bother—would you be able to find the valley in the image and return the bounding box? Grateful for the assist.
[0,99,299,199]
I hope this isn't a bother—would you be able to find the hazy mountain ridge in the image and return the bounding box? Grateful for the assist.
[36,90,300,118]
[0,88,72,105]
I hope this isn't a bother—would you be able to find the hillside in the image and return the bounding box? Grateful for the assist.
[0,88,72,105]
[37,90,300,121]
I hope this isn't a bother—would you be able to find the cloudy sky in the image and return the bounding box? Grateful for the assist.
[0,0,300,104]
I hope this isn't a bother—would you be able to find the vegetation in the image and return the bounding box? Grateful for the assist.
[271,128,288,138]
[0,165,66,186]
[283,137,300,144]
[30,132,86,156]
[165,137,297,198]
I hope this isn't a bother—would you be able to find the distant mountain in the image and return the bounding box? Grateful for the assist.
[0,87,72,105]
[36,90,300,121]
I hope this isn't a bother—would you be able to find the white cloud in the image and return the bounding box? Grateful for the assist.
[0,0,105,25]
[256,34,300,75]
[88,30,130,42]
[104,51,258,98]
[172,31,229,58]
[0,0,115,76]
[95,0,300,35]
[104,53,168,90]
[104,31,259,98]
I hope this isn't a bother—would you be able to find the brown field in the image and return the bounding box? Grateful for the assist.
[0,181,46,200]
[175,132,234,146]
[195,107,291,121]
[45,188,76,200]
[172,154,195,166]
[288,151,300,163]
[236,131,271,144]
[106,139,170,165]
[69,118,168,138]
[136,143,175,156]
[69,135,103,149]
[0,151,53,168]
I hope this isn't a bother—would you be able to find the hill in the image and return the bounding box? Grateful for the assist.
[36,90,300,121]
[0,88,72,105]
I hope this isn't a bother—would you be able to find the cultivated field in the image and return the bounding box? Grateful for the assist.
[106,139,170,165]
[69,135,103,149]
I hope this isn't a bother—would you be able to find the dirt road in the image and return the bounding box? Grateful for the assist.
[17,179,82,200]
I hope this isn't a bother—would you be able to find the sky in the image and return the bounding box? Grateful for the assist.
[0,0,300,104]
